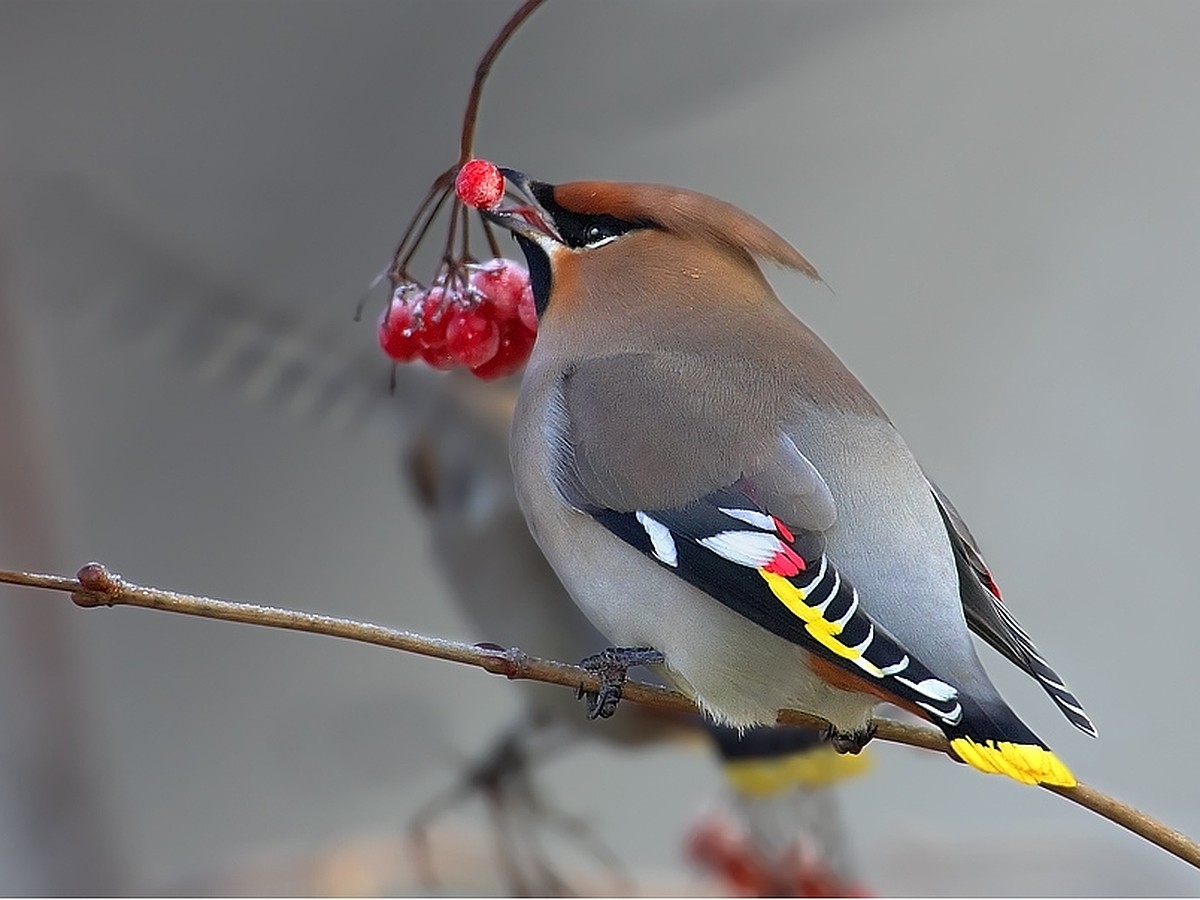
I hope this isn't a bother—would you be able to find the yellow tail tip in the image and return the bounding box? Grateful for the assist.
[950,737,1076,787]
[723,745,874,797]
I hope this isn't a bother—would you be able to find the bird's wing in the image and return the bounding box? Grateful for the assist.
[587,485,965,728]
[556,352,837,530]
[553,355,964,727]
[927,479,1097,737]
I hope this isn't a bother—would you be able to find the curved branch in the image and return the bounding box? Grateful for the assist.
[1,562,1197,870]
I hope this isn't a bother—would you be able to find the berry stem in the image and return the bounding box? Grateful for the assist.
[482,216,503,260]
[459,203,472,262]
[388,177,450,276]
[384,1,545,294]
[458,0,550,163]
[442,195,462,267]
[393,185,454,279]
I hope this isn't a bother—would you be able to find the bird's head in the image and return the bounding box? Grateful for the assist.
[482,169,820,329]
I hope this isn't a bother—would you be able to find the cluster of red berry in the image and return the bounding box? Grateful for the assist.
[376,159,538,380]
[376,257,537,380]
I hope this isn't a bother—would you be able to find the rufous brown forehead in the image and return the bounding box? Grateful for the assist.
[549,181,665,223]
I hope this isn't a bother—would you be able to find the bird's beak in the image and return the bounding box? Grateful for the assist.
[481,168,563,245]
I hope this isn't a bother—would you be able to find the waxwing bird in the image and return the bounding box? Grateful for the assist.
[484,169,1096,788]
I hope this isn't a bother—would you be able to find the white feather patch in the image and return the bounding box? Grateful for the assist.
[829,588,859,630]
[697,530,782,568]
[813,570,841,615]
[896,676,958,702]
[917,700,963,725]
[1058,697,1089,717]
[636,511,678,567]
[717,507,777,532]
[801,556,829,593]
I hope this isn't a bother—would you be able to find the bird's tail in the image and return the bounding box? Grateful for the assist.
[943,694,1076,787]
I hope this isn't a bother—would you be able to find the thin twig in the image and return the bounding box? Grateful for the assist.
[460,202,472,263]
[387,173,454,277]
[482,216,503,260]
[379,0,547,305]
[1,562,1197,871]
[396,186,454,277]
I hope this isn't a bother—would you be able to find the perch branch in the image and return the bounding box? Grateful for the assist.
[1,562,1197,870]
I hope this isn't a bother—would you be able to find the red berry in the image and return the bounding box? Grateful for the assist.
[377,292,421,362]
[446,304,501,368]
[415,285,457,349]
[419,341,458,371]
[469,258,529,321]
[470,318,536,380]
[516,284,538,332]
[454,159,504,209]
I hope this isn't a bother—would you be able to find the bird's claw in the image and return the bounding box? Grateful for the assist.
[576,646,664,719]
[824,722,877,755]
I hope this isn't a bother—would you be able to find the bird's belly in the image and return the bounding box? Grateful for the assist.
[531,501,878,733]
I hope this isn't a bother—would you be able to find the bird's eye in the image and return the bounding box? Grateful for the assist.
[578,217,635,249]
[548,205,646,250]
[584,224,616,245]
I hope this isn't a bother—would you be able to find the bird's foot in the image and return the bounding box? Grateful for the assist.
[576,646,664,719]
[407,724,631,896]
[406,730,528,891]
[825,722,876,755]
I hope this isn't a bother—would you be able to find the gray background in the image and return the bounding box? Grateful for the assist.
[2,1,1199,894]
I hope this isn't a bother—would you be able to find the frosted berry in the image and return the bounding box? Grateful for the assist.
[446,304,501,368]
[419,341,458,371]
[470,318,536,380]
[415,285,456,349]
[469,258,529,321]
[454,159,504,210]
[516,284,538,332]
[377,291,421,362]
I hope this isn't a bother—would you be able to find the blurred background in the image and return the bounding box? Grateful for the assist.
[2,0,1199,894]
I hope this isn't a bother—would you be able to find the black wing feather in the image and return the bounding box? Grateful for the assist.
[590,486,966,727]
[928,480,1097,737]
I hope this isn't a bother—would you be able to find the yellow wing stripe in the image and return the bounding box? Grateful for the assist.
[723,745,874,796]
[950,737,1076,787]
[759,560,1076,790]
[759,569,883,675]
